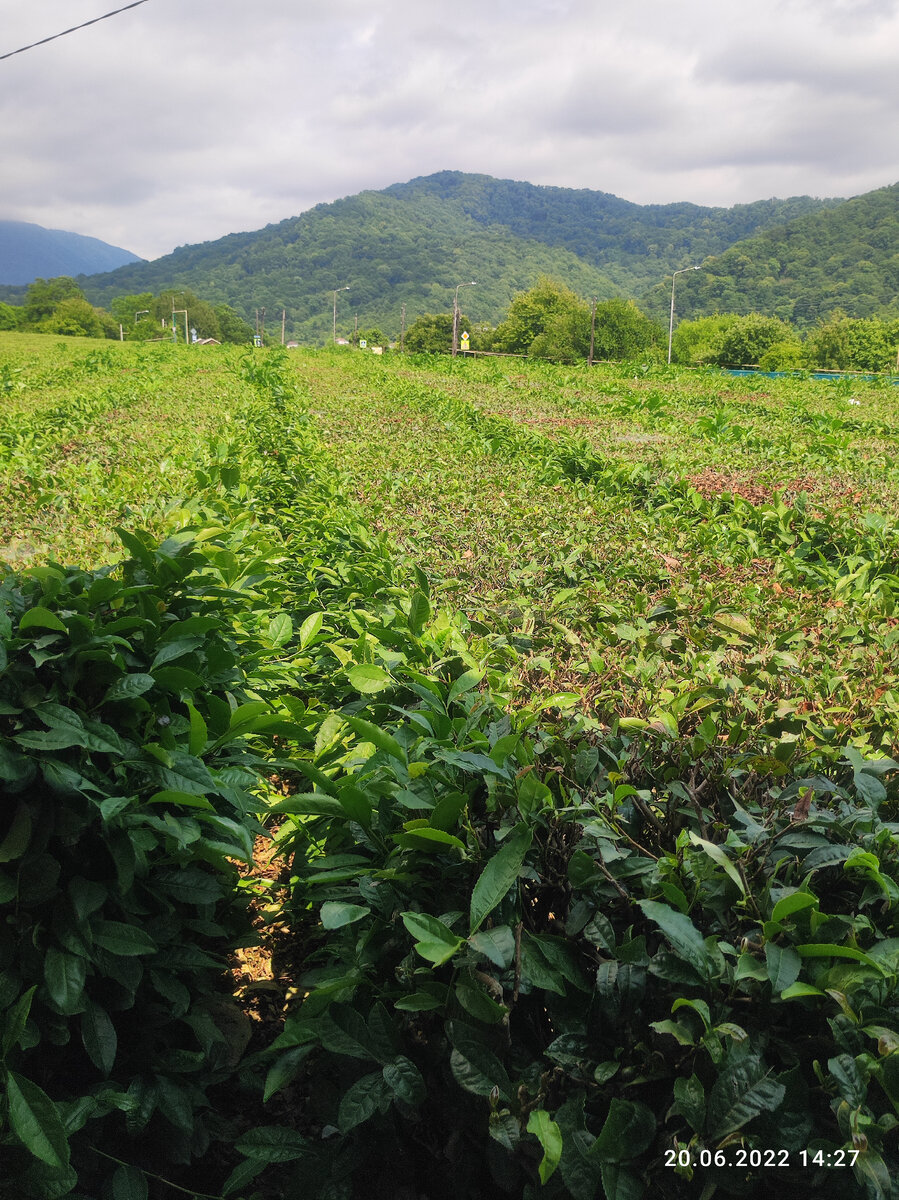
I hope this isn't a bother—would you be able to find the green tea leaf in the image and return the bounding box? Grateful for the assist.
[347,664,393,694]
[708,1059,785,1138]
[595,1098,656,1161]
[43,948,86,1014]
[401,912,465,965]
[765,943,802,993]
[234,1125,310,1163]
[527,1109,563,1183]
[91,921,157,957]
[110,1164,148,1200]
[770,891,818,924]
[638,900,713,978]
[19,607,67,634]
[341,714,406,763]
[383,1056,426,1107]
[320,902,371,929]
[337,1072,389,1133]
[5,1070,70,1168]
[470,822,532,934]
[298,611,323,648]
[447,668,484,708]
[268,613,294,648]
[468,925,516,969]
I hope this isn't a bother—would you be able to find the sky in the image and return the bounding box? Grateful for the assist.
[2,0,898,262]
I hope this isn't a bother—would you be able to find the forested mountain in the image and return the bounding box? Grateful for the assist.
[82,187,620,343]
[642,183,899,327]
[78,172,845,343]
[383,172,841,296]
[0,220,142,285]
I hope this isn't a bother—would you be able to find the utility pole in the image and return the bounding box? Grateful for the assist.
[668,267,700,365]
[281,309,286,345]
[172,304,189,346]
[588,297,596,367]
[333,286,350,343]
[452,281,477,357]
[400,303,406,353]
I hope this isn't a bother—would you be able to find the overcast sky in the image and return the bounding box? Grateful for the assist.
[2,0,898,261]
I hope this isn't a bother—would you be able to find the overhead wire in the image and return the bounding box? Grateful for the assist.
[0,0,151,62]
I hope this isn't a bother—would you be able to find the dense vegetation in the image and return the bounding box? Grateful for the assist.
[0,279,253,344]
[2,335,899,1199]
[644,184,899,327]
[65,171,859,344]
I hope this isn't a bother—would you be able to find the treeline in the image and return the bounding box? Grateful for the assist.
[400,277,899,371]
[0,277,253,344]
[673,310,899,371]
[404,278,662,363]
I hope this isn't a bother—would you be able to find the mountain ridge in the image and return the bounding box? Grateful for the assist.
[0,219,143,286]
[77,171,851,342]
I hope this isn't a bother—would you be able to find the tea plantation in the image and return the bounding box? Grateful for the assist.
[1,334,898,1199]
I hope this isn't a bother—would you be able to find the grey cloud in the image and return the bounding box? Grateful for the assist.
[1,0,898,259]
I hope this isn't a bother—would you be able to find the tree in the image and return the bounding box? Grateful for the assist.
[404,312,458,354]
[356,327,385,346]
[154,289,221,342]
[38,296,108,338]
[0,302,19,330]
[671,315,740,366]
[214,305,254,345]
[712,313,798,367]
[110,292,156,338]
[591,297,663,361]
[22,276,82,325]
[492,277,590,361]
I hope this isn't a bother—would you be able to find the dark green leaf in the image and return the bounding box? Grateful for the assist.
[470,822,532,933]
[708,1058,786,1138]
[234,1125,310,1162]
[337,1071,389,1132]
[43,949,86,1014]
[5,1070,70,1168]
[81,1001,117,1075]
[595,1098,656,1162]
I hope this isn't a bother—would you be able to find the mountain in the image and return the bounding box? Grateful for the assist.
[382,172,841,297]
[80,172,842,343]
[0,220,143,286]
[641,182,899,326]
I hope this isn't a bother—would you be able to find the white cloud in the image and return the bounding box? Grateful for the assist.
[0,0,896,259]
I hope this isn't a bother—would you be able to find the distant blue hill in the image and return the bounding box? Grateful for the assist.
[0,219,143,285]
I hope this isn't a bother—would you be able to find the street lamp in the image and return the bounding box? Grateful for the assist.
[668,266,700,365]
[333,286,350,343]
[452,280,477,357]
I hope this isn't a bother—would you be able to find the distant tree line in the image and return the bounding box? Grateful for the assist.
[4,273,898,373]
[400,277,899,372]
[404,277,663,363]
[0,277,253,344]
[671,310,899,372]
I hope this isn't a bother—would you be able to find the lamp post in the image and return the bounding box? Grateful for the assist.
[452,280,477,357]
[333,286,350,343]
[668,266,700,365]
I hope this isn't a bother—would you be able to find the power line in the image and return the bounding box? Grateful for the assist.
[0,1,151,63]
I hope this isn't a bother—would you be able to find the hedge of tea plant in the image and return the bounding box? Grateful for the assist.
[2,345,899,1200]
[212,353,899,1200]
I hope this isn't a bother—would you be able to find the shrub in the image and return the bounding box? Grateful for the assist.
[0,529,269,1196]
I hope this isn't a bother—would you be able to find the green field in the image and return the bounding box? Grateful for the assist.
[2,333,899,1199]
